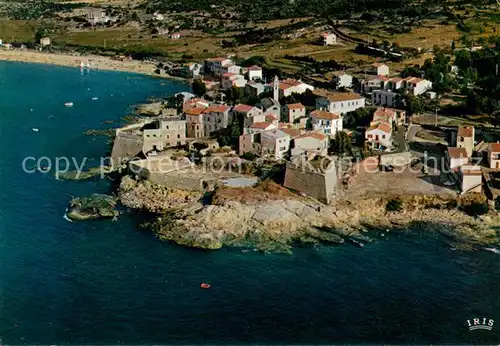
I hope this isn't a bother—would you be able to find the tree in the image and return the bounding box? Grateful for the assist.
[329,131,352,155]
[34,27,47,43]
[192,79,206,96]
[405,94,425,116]
[226,86,244,104]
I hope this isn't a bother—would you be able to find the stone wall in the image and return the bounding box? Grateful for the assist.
[283,162,339,204]
[111,132,143,164]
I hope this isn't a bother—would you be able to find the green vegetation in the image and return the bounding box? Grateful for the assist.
[386,198,404,212]
[329,131,352,155]
[144,0,413,21]
[462,201,489,217]
[191,78,206,96]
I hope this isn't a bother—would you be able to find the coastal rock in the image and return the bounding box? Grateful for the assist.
[67,194,118,221]
[119,176,500,251]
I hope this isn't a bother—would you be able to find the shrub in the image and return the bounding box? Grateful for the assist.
[386,198,403,212]
[462,201,489,217]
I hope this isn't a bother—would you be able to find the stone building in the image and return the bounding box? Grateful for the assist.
[283,157,340,204]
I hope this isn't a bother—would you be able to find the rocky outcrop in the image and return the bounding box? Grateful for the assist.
[118,176,500,251]
[67,194,118,221]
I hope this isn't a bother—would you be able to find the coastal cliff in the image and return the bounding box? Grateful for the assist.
[118,176,500,252]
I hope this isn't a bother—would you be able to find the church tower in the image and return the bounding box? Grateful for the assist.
[273,75,279,101]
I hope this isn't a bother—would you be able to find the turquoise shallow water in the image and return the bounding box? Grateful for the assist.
[0,61,499,345]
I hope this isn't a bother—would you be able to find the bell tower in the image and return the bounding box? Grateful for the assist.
[273,75,279,101]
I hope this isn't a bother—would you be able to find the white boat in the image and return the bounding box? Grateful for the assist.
[32,128,39,132]
[484,247,500,255]
[91,97,98,101]
[64,102,74,107]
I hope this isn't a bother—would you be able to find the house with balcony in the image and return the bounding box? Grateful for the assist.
[309,110,342,136]
[365,121,392,149]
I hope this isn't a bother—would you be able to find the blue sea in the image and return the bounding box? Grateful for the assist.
[0,61,499,345]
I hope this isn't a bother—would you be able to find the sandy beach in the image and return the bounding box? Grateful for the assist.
[0,49,184,80]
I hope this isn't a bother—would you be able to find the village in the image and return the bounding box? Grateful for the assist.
[108,35,500,210]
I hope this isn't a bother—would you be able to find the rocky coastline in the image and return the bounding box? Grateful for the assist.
[117,175,500,252]
[67,194,119,221]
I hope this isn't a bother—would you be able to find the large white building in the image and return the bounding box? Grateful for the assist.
[315,91,366,114]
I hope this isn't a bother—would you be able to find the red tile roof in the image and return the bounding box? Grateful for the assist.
[447,147,468,159]
[250,122,273,129]
[489,143,500,152]
[310,110,340,120]
[286,103,304,110]
[185,107,205,116]
[265,114,277,122]
[299,132,328,140]
[458,126,474,138]
[281,128,302,138]
[247,65,262,71]
[233,104,254,113]
[314,90,364,102]
[367,121,392,134]
[204,105,231,113]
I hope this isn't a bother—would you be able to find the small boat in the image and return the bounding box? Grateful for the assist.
[64,102,74,107]
[200,283,211,289]
[349,238,364,248]
[91,97,98,101]
[32,128,39,132]
[484,247,500,255]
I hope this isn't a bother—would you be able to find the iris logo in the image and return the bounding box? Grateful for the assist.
[466,318,494,331]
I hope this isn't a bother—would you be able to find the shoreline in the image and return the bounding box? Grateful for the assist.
[0,49,187,81]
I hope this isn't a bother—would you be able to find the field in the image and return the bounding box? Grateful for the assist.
[2,2,500,73]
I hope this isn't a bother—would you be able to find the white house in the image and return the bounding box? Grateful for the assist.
[222,63,242,75]
[204,57,233,76]
[386,77,403,91]
[283,103,306,124]
[268,78,314,98]
[371,63,389,76]
[233,104,265,128]
[363,75,389,93]
[460,164,482,193]
[292,132,329,155]
[322,32,337,45]
[488,143,500,169]
[309,110,342,136]
[40,37,51,47]
[170,32,181,40]
[365,121,392,149]
[447,147,469,170]
[221,73,247,90]
[245,81,266,98]
[243,65,263,81]
[315,91,366,114]
[403,77,433,95]
[332,71,353,89]
[261,129,291,160]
